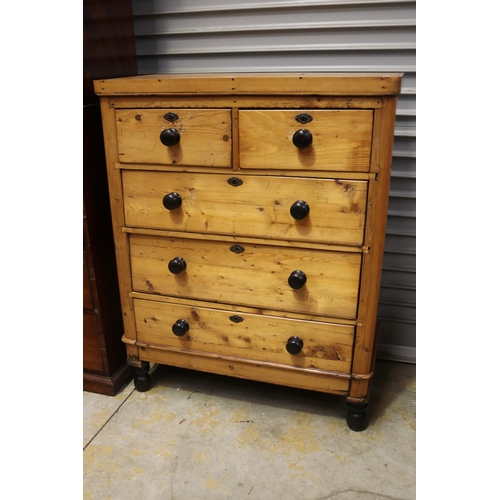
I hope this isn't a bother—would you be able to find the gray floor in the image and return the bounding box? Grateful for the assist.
[83,360,416,500]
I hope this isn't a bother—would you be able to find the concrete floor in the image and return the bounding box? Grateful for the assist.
[83,360,416,500]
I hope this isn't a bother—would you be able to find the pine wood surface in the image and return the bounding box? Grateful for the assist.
[99,98,139,350]
[139,346,350,394]
[94,73,403,96]
[129,234,361,319]
[95,73,402,402]
[117,162,377,180]
[123,227,366,254]
[107,96,384,110]
[133,298,354,373]
[239,110,373,172]
[122,171,367,245]
[130,291,359,326]
[349,97,399,400]
[115,108,231,166]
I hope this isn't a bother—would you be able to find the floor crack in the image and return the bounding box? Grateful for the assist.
[315,490,405,500]
[83,389,136,451]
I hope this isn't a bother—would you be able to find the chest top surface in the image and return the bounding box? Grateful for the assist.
[94,73,403,96]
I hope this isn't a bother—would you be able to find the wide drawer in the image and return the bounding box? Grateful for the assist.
[239,109,373,172]
[134,298,354,374]
[115,108,231,166]
[122,171,368,246]
[129,234,361,319]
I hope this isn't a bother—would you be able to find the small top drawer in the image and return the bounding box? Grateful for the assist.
[239,109,373,172]
[115,108,232,167]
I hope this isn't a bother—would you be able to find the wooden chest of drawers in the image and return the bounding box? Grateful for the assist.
[94,73,402,430]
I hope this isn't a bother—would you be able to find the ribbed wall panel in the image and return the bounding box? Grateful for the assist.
[130,0,416,362]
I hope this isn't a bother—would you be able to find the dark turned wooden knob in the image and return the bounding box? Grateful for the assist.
[292,129,313,149]
[160,128,180,146]
[286,336,304,355]
[172,319,190,337]
[162,192,182,210]
[288,270,307,289]
[290,200,310,220]
[168,257,186,274]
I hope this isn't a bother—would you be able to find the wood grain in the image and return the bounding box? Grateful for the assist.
[349,97,398,400]
[129,234,362,319]
[239,110,373,172]
[139,346,350,394]
[130,292,359,326]
[99,98,138,344]
[108,96,384,110]
[134,298,354,373]
[122,171,367,245]
[94,73,403,96]
[95,73,403,405]
[115,108,231,166]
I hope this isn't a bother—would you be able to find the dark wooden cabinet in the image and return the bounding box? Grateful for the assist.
[83,0,137,395]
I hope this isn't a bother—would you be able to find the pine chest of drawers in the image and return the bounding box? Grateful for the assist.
[94,73,402,431]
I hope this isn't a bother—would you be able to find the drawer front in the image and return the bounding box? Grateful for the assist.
[239,110,373,172]
[134,299,354,373]
[115,109,231,166]
[130,234,361,319]
[123,171,367,246]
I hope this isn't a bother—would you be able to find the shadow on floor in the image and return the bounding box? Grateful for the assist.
[143,359,415,427]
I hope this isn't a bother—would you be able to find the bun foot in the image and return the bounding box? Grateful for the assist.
[134,362,151,392]
[346,401,369,431]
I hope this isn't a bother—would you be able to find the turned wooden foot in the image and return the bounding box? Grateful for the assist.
[346,401,369,431]
[133,362,151,392]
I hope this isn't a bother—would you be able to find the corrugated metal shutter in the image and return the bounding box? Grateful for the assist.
[130,0,416,363]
